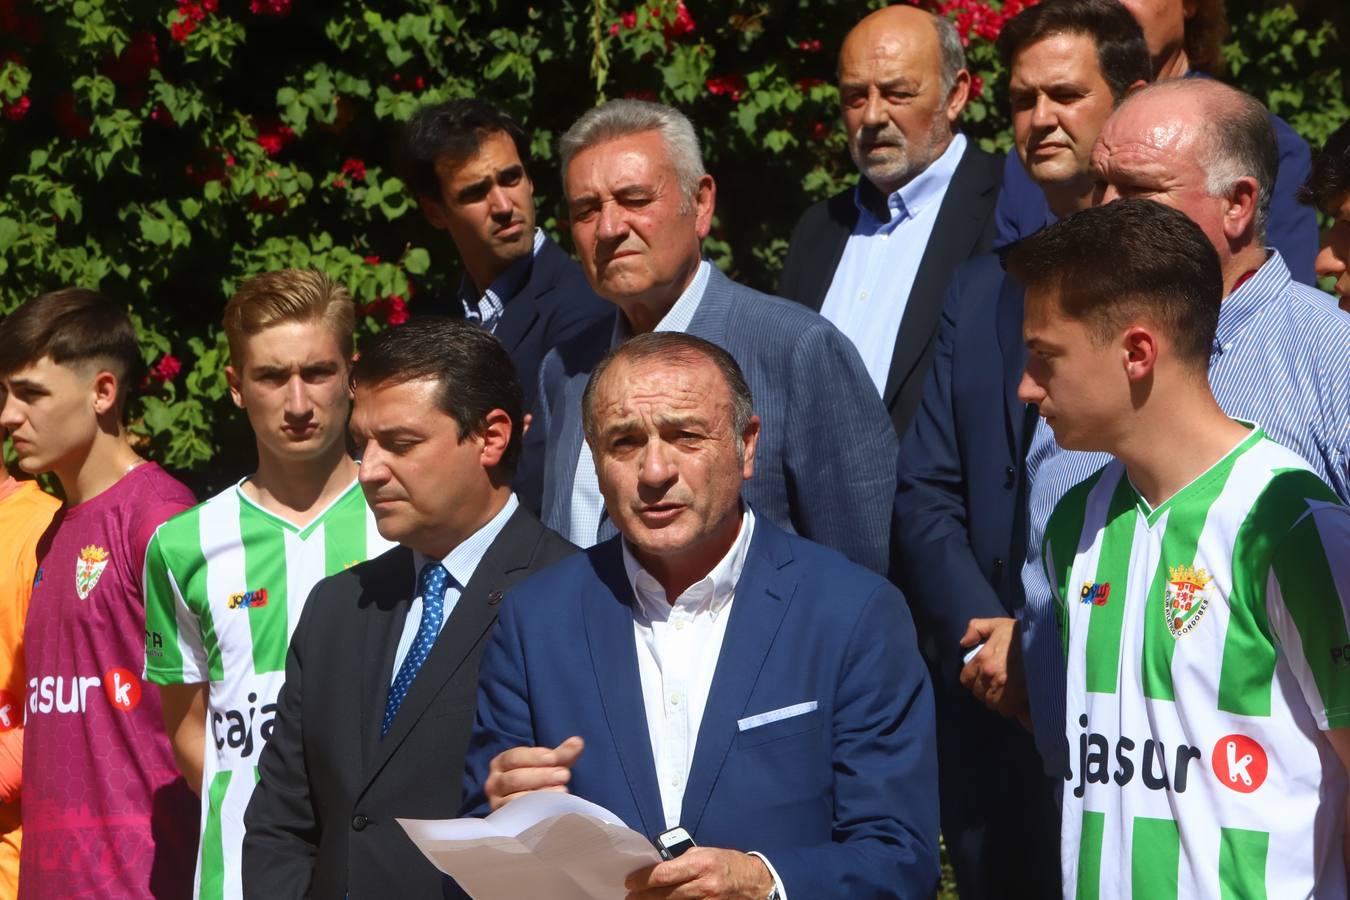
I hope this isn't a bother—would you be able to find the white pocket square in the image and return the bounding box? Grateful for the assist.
[737,701,818,732]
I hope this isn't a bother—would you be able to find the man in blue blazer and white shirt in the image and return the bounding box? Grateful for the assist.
[537,99,897,575]
[463,331,939,899]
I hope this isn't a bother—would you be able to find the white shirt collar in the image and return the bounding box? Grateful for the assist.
[611,259,712,346]
[621,506,756,621]
[855,132,967,227]
[413,493,520,588]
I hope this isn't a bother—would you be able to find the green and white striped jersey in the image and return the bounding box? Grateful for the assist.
[1045,427,1350,900]
[143,478,394,900]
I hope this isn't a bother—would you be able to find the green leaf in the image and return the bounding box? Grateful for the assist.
[403,247,430,275]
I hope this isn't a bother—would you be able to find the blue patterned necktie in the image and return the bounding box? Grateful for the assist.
[382,561,449,737]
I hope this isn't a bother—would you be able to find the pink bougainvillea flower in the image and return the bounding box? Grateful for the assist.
[255,122,296,156]
[795,77,824,91]
[970,73,985,98]
[662,2,695,39]
[797,38,823,52]
[249,0,291,16]
[151,355,182,383]
[340,158,367,182]
[706,74,747,102]
[363,255,381,265]
[384,295,409,326]
[3,95,30,121]
[810,121,829,140]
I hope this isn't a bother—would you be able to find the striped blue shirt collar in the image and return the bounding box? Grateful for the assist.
[458,228,546,328]
[1212,249,1286,353]
[852,133,967,233]
[414,493,519,589]
[611,258,712,346]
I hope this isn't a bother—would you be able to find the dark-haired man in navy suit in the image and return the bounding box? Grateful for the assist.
[395,98,611,511]
[464,332,939,900]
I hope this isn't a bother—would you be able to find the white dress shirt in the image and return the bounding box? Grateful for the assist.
[621,507,786,897]
[819,133,966,394]
[390,494,519,681]
[568,260,713,547]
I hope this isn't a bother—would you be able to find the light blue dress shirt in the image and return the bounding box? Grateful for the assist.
[458,228,546,333]
[1019,251,1350,777]
[566,260,713,548]
[390,493,520,680]
[819,133,966,395]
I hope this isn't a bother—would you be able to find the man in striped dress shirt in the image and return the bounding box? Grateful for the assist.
[1007,78,1350,783]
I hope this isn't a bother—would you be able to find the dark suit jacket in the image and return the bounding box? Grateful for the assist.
[417,235,612,513]
[892,253,1033,679]
[537,266,898,575]
[463,516,940,899]
[778,142,1002,434]
[241,507,577,900]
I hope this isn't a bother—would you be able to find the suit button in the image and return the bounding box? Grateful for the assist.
[352,814,369,831]
[1004,466,1016,488]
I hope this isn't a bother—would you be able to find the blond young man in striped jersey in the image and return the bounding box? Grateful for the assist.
[1008,200,1350,899]
[143,271,393,900]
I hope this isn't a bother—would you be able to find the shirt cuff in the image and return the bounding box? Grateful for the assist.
[747,851,786,899]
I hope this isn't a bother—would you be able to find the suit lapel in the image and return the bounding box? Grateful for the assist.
[803,193,855,313]
[550,375,591,532]
[494,239,561,354]
[679,524,794,836]
[362,510,542,791]
[994,266,1032,460]
[882,145,999,411]
[358,548,415,771]
[582,540,666,838]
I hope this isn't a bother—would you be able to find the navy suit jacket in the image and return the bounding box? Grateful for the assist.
[462,517,940,899]
[992,102,1318,284]
[538,266,898,575]
[417,234,612,512]
[778,143,1002,435]
[892,254,1036,680]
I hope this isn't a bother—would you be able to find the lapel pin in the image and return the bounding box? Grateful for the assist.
[488,590,504,606]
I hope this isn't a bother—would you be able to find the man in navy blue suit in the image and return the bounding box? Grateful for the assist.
[464,332,938,900]
[891,3,1150,896]
[395,99,611,512]
[538,99,896,575]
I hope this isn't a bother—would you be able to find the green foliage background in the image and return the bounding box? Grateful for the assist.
[0,0,1344,493]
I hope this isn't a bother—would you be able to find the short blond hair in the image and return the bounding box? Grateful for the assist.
[222,269,356,364]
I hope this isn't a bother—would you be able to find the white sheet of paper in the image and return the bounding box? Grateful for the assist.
[398,792,664,900]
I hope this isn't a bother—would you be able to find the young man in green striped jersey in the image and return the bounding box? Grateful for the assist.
[1008,199,1350,899]
[143,270,394,900]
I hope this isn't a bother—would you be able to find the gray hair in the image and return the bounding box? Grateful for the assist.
[559,100,707,205]
[934,13,967,100]
[1124,80,1277,240]
[581,332,754,463]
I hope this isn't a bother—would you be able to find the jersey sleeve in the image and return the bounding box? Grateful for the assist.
[1267,502,1350,730]
[143,526,210,685]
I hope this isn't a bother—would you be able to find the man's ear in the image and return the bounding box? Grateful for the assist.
[1122,325,1159,382]
[1222,175,1260,245]
[225,364,246,410]
[419,195,449,232]
[693,174,717,240]
[740,414,761,480]
[944,69,972,123]
[477,408,513,469]
[91,369,121,418]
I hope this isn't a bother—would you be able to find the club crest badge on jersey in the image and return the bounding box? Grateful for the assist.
[75,545,110,600]
[1165,564,1213,637]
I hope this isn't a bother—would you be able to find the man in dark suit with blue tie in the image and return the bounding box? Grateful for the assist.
[464,332,938,899]
[395,99,612,512]
[242,320,576,899]
[538,99,897,575]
